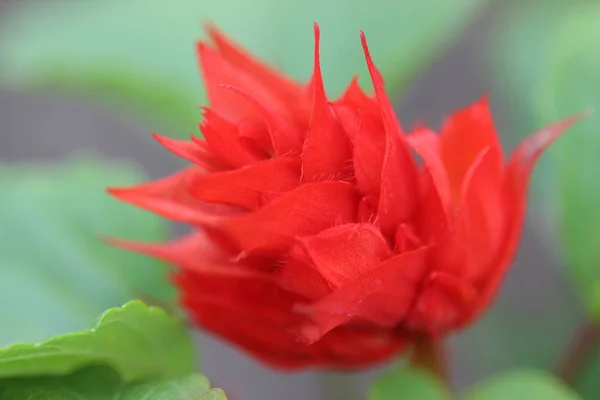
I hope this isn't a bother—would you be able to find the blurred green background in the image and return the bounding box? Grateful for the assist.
[0,0,598,399]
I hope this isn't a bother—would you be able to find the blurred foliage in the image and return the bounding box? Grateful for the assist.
[369,366,579,399]
[0,0,488,136]
[0,156,175,346]
[463,370,579,400]
[0,366,221,400]
[0,302,217,399]
[369,366,448,400]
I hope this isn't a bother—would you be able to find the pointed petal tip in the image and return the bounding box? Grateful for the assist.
[151,132,169,145]
[106,186,128,197]
[100,235,121,247]
[203,20,218,35]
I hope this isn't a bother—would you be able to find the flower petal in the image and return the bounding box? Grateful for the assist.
[199,108,266,168]
[152,133,228,172]
[460,112,588,326]
[298,223,393,287]
[107,168,238,225]
[277,246,333,300]
[405,271,477,336]
[459,148,506,280]
[206,24,303,110]
[338,76,379,115]
[188,156,301,210]
[406,128,451,213]
[205,23,310,129]
[220,85,304,156]
[359,31,418,235]
[297,247,428,343]
[220,181,359,256]
[302,24,353,182]
[440,96,503,204]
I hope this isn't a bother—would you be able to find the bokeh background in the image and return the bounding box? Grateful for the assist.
[0,0,598,399]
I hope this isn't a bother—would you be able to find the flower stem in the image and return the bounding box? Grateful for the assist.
[410,336,448,383]
[556,319,600,386]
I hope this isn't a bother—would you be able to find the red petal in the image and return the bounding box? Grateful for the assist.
[440,96,503,204]
[206,24,303,110]
[107,168,238,225]
[237,119,274,155]
[405,128,451,243]
[220,181,358,255]
[405,271,477,336]
[205,24,310,129]
[461,112,588,326]
[353,114,387,195]
[297,247,428,343]
[297,223,393,287]
[406,128,451,213]
[332,102,387,196]
[459,148,506,280]
[338,76,379,115]
[277,245,333,300]
[152,133,228,172]
[199,109,266,168]
[220,85,304,156]
[302,24,353,182]
[359,32,418,234]
[198,42,264,123]
[188,156,301,210]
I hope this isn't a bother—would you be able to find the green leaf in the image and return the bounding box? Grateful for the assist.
[0,365,222,400]
[369,366,448,400]
[0,0,488,136]
[0,155,175,346]
[464,370,580,400]
[533,5,600,317]
[0,301,194,381]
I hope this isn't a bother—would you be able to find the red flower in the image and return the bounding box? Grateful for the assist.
[108,23,583,369]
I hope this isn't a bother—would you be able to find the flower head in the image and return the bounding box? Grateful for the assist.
[108,23,583,369]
